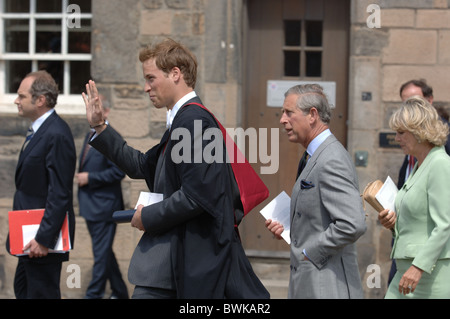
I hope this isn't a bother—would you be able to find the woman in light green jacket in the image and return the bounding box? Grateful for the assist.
[379,96,450,299]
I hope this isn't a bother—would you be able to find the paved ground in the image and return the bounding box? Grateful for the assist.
[0,257,290,299]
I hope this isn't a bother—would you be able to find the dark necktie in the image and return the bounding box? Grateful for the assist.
[80,131,95,168]
[22,126,34,151]
[296,150,310,179]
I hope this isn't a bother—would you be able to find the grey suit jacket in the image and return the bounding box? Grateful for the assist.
[289,134,366,298]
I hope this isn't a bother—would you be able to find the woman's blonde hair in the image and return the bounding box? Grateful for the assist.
[389,96,449,146]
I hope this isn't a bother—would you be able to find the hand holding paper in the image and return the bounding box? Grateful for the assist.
[378,208,397,230]
[23,237,48,258]
[131,205,145,231]
[8,209,71,256]
[265,219,285,240]
[260,191,291,244]
[375,176,398,212]
[134,191,163,208]
[112,191,163,223]
[363,176,398,213]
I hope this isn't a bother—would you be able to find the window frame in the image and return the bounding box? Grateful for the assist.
[0,0,92,114]
[282,18,323,80]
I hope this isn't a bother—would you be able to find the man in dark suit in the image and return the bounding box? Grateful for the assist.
[82,38,269,299]
[76,98,128,299]
[10,70,76,298]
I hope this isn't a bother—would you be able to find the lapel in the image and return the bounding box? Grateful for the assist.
[297,134,336,180]
[154,129,170,188]
[393,147,442,238]
[16,111,58,171]
[155,96,202,186]
[401,146,440,191]
[291,134,337,213]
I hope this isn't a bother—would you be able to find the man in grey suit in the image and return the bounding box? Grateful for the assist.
[266,84,366,298]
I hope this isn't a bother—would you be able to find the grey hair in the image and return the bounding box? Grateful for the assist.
[284,84,331,124]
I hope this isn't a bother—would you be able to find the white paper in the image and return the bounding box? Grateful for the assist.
[135,191,164,208]
[375,176,398,212]
[22,224,39,254]
[259,191,291,244]
[21,224,67,254]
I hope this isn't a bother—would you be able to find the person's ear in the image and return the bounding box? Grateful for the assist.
[35,95,47,108]
[309,107,319,124]
[170,67,182,83]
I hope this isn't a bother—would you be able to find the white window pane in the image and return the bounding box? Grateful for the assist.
[68,19,91,53]
[1,0,92,100]
[38,60,64,93]
[69,0,91,12]
[4,19,29,53]
[35,19,61,53]
[4,0,30,13]
[36,0,62,13]
[5,60,32,93]
[70,60,90,94]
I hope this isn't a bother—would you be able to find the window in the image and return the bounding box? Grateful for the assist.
[0,0,92,113]
[283,19,323,78]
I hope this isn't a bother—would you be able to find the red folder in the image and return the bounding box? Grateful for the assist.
[8,209,71,255]
[188,103,270,215]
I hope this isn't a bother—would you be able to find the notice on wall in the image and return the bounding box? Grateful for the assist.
[267,80,336,108]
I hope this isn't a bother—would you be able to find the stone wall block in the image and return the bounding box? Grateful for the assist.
[166,0,191,9]
[379,9,415,28]
[383,65,450,101]
[142,0,163,9]
[351,27,389,57]
[140,10,173,35]
[438,31,450,64]
[92,0,140,82]
[348,57,382,131]
[379,0,434,9]
[109,108,150,138]
[416,9,450,28]
[382,29,437,64]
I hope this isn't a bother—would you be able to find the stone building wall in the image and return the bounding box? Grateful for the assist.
[1,0,450,299]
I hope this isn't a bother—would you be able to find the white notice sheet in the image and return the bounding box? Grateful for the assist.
[259,191,291,244]
[135,191,164,208]
[375,176,398,212]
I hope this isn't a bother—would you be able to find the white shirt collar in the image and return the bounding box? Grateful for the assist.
[306,128,332,157]
[166,91,197,129]
[31,109,55,133]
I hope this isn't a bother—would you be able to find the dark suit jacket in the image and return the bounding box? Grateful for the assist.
[78,130,125,222]
[11,111,76,263]
[91,97,269,298]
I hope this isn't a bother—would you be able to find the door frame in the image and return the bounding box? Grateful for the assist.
[240,0,351,256]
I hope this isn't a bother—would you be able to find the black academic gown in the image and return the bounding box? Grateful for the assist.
[146,103,269,298]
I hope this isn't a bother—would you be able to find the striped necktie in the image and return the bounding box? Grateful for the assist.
[22,126,34,151]
[80,131,95,168]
